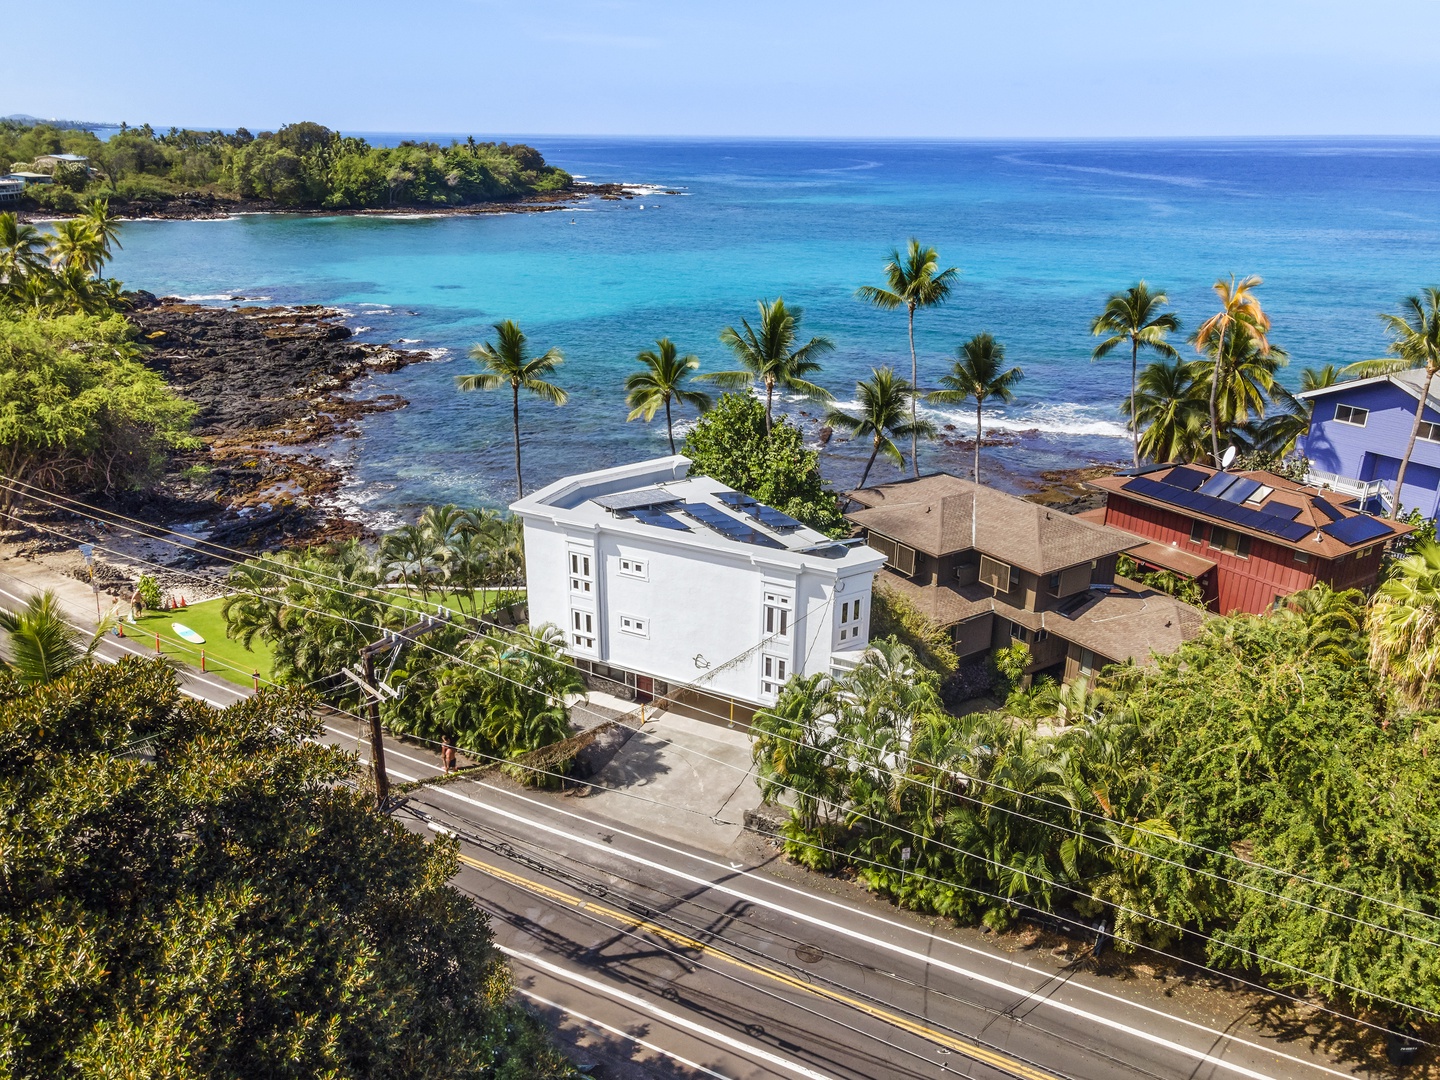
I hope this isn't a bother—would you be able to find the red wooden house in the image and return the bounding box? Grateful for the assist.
[1088,464,1413,615]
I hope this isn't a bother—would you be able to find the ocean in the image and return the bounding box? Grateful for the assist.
[106,138,1440,524]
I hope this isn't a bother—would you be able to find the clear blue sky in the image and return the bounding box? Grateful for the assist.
[7,0,1439,138]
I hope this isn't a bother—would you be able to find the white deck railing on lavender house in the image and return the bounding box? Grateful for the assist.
[1305,470,1395,514]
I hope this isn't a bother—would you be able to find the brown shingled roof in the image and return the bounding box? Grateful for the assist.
[847,474,1139,575]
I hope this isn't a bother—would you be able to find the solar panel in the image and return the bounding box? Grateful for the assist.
[627,507,690,531]
[1260,501,1302,521]
[1321,515,1394,546]
[1161,466,1207,491]
[1275,521,1316,542]
[594,487,680,512]
[1312,497,1344,522]
[1220,477,1262,504]
[1197,472,1240,498]
[717,491,757,509]
[1122,476,1321,544]
[679,502,785,548]
[746,505,806,532]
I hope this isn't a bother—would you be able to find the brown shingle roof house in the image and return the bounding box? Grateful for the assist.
[846,474,1207,684]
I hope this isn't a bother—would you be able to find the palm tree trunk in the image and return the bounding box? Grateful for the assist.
[1130,336,1140,468]
[511,382,524,497]
[1208,327,1225,465]
[973,399,983,485]
[665,396,676,455]
[764,379,775,434]
[858,441,881,491]
[907,303,919,478]
[1391,365,1436,517]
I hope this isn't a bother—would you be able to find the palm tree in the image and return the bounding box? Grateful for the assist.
[624,338,713,454]
[1277,582,1367,665]
[1090,283,1181,468]
[1239,364,1339,459]
[1123,358,1209,464]
[379,524,432,598]
[926,334,1024,486]
[751,672,842,832]
[1193,274,1271,465]
[0,212,48,289]
[48,218,105,278]
[455,320,567,498]
[704,298,834,432]
[418,504,468,601]
[856,240,960,476]
[1369,540,1440,708]
[0,590,116,685]
[825,367,936,492]
[83,199,123,275]
[1342,289,1440,517]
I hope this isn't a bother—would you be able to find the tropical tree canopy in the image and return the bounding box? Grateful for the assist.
[624,337,712,455]
[705,298,834,431]
[0,589,115,685]
[1193,274,1271,464]
[0,658,574,1078]
[456,319,566,497]
[856,239,960,475]
[683,392,846,535]
[1090,282,1181,467]
[926,333,1024,484]
[824,366,934,491]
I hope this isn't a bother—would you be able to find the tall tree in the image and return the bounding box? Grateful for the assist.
[0,211,48,290]
[455,320,566,497]
[1369,539,1440,708]
[624,337,712,454]
[704,298,834,432]
[856,240,960,476]
[1090,282,1181,468]
[1193,274,1270,465]
[47,217,106,278]
[0,589,115,685]
[83,198,123,275]
[1342,288,1440,517]
[926,333,1024,486]
[825,366,935,492]
[1123,358,1209,464]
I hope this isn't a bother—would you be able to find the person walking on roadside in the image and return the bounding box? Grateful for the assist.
[441,734,456,775]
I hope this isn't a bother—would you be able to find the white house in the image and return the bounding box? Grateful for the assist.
[510,456,886,716]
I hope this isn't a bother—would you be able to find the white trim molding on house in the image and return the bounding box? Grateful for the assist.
[511,456,887,711]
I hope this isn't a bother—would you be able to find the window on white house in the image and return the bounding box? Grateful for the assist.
[837,597,865,643]
[618,614,647,637]
[1334,404,1368,426]
[570,609,595,650]
[764,593,791,640]
[569,552,593,595]
[618,557,647,578]
[761,654,788,696]
[1419,420,1440,443]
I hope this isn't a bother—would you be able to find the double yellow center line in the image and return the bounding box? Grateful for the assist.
[461,852,1063,1080]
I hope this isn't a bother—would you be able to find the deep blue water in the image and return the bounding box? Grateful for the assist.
[106,138,1440,522]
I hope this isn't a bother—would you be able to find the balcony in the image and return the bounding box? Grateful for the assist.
[1305,470,1394,515]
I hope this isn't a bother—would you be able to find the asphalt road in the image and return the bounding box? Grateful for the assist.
[3,567,1365,1080]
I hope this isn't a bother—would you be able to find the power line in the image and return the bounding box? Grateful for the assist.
[8,478,1440,1011]
[11,470,1435,937]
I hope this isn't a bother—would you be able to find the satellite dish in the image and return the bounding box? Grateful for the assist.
[1220,446,1238,470]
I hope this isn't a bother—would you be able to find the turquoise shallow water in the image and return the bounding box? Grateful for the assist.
[107,138,1440,520]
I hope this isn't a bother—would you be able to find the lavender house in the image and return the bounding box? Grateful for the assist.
[1297,369,1440,518]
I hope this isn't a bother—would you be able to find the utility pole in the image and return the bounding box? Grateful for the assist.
[350,612,449,812]
[362,647,389,809]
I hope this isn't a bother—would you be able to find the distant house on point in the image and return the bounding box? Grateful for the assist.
[33,153,89,170]
[1296,369,1440,518]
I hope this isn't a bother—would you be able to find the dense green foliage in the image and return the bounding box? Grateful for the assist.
[0,589,114,685]
[682,392,846,535]
[0,658,575,1078]
[0,311,196,506]
[1115,552,1205,607]
[753,597,1440,1021]
[1,120,570,211]
[867,583,958,675]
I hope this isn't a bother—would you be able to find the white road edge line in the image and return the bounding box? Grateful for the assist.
[503,947,836,1080]
[512,984,735,1080]
[433,779,1354,1080]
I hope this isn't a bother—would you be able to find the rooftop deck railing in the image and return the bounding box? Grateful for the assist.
[1305,470,1394,514]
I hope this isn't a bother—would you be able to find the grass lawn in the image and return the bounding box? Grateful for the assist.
[127,589,515,690]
